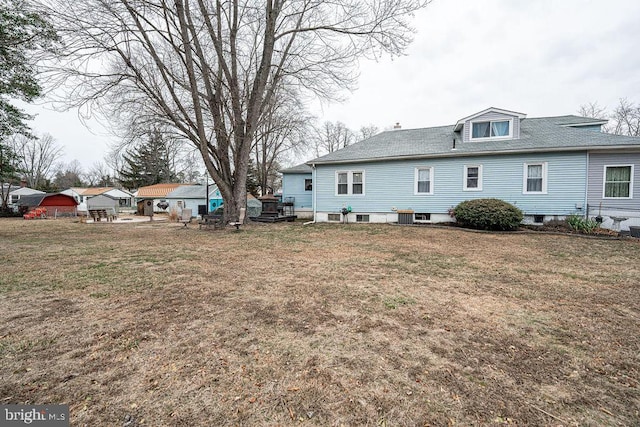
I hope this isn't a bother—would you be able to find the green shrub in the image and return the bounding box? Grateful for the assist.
[453,199,523,231]
[566,215,599,234]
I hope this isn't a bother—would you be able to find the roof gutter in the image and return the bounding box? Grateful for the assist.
[560,120,608,127]
[303,163,317,226]
[307,145,640,166]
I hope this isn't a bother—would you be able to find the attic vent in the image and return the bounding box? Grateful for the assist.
[393,122,401,130]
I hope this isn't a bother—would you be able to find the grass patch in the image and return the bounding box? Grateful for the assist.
[382,295,416,309]
[0,218,638,426]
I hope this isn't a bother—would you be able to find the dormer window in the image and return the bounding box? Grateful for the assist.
[471,119,512,140]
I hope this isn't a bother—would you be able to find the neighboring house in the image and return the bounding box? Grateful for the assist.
[284,107,640,231]
[83,187,135,208]
[163,183,253,218]
[18,193,79,217]
[280,163,313,219]
[135,183,184,213]
[165,185,206,217]
[208,184,224,212]
[8,186,45,209]
[62,187,135,209]
[62,187,88,204]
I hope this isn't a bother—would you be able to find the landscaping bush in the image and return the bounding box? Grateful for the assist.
[453,198,523,231]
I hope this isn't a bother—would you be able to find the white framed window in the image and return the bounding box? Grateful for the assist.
[470,119,513,140]
[603,165,633,199]
[304,179,312,191]
[335,171,365,196]
[464,165,483,191]
[327,213,341,222]
[523,162,548,194]
[414,167,433,195]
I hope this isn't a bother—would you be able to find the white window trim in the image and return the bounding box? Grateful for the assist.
[463,164,483,191]
[523,162,548,194]
[335,170,365,196]
[414,167,434,195]
[469,118,514,141]
[602,164,634,199]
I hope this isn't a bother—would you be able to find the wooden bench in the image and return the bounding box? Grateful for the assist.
[89,209,116,222]
[199,214,222,230]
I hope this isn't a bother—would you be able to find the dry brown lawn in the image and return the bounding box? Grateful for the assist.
[0,217,639,426]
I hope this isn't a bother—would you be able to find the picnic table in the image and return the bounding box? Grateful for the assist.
[89,209,116,222]
[199,213,223,230]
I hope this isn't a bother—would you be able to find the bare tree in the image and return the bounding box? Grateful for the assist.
[578,101,608,120]
[53,159,85,189]
[9,132,63,189]
[359,124,379,140]
[578,101,610,133]
[43,0,428,222]
[85,161,114,187]
[610,98,640,137]
[254,89,310,195]
[312,121,355,157]
[579,99,640,136]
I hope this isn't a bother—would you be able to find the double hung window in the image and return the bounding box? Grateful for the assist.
[336,171,365,196]
[604,165,633,198]
[523,162,547,194]
[464,165,482,191]
[415,167,433,195]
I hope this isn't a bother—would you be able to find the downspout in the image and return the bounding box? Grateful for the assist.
[304,163,316,225]
[584,151,589,219]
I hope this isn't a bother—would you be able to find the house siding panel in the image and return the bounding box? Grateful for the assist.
[315,152,586,219]
[587,151,640,213]
[282,173,313,211]
[463,112,521,142]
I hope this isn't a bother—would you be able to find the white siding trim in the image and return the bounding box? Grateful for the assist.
[602,164,634,200]
[414,167,434,195]
[463,164,483,191]
[522,162,548,194]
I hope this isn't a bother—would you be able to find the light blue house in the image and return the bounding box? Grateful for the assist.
[280,163,313,219]
[283,108,640,231]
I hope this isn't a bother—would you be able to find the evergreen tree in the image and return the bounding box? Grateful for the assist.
[118,130,177,189]
[1,0,58,139]
[0,142,20,212]
[1,0,57,211]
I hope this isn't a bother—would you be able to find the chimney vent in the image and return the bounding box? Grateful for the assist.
[393,122,401,130]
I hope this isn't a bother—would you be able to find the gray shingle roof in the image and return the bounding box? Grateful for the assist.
[308,116,640,165]
[17,194,46,207]
[280,163,312,174]
[166,185,207,199]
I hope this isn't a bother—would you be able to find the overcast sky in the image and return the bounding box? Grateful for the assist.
[21,0,640,170]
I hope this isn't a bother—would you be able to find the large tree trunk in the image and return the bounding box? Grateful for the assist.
[44,0,427,228]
